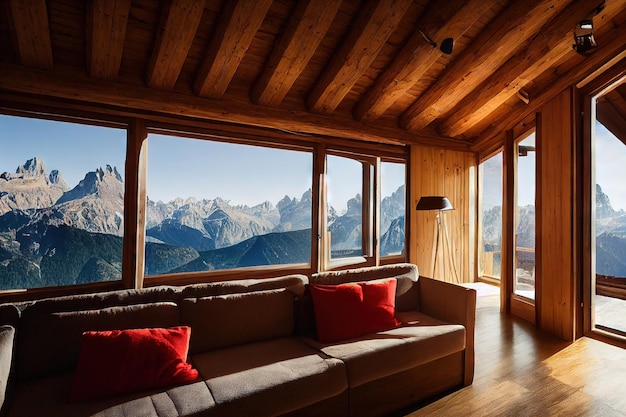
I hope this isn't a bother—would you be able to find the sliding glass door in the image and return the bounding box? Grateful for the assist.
[590,75,626,338]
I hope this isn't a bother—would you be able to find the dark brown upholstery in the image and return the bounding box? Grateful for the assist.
[0,265,475,417]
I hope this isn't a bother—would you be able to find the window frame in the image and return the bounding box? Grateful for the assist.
[0,110,129,297]
[0,108,409,299]
[477,150,503,284]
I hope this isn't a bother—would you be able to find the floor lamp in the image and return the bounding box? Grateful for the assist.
[416,196,457,281]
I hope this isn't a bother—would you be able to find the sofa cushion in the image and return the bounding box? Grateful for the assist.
[179,274,308,299]
[301,310,466,388]
[17,302,180,381]
[70,326,198,402]
[181,289,295,354]
[7,372,215,417]
[309,278,399,343]
[311,263,420,311]
[191,337,347,417]
[13,286,180,317]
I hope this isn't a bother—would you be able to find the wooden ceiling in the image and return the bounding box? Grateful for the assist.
[1,0,625,154]
[598,81,626,145]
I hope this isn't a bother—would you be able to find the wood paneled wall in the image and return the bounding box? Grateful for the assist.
[537,88,577,341]
[410,146,476,283]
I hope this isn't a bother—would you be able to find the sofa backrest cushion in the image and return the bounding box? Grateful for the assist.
[16,302,180,381]
[181,289,295,354]
[12,285,180,317]
[179,274,308,299]
[310,263,420,311]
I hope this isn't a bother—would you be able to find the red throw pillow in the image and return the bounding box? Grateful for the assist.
[309,278,399,343]
[70,326,199,402]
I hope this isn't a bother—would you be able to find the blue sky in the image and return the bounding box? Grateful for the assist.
[481,125,626,211]
[147,134,314,207]
[1,115,126,186]
[594,122,626,211]
[6,113,620,212]
[1,115,404,211]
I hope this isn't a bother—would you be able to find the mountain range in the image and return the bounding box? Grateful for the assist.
[0,158,405,289]
[482,184,626,278]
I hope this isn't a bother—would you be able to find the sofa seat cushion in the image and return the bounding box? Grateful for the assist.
[191,337,347,417]
[301,310,466,388]
[7,372,215,417]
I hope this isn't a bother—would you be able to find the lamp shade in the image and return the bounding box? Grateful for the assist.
[415,196,454,211]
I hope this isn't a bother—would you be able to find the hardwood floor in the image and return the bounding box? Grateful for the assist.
[405,283,626,416]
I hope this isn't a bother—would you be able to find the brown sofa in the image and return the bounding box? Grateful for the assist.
[0,263,476,417]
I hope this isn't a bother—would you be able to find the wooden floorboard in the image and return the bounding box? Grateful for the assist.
[404,283,626,417]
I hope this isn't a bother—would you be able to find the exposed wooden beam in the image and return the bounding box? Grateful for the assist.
[439,1,609,138]
[8,0,53,69]
[307,0,413,114]
[471,32,626,155]
[87,0,131,80]
[353,0,493,121]
[194,0,273,98]
[146,0,206,90]
[0,63,471,150]
[251,0,341,107]
[598,89,626,146]
[399,0,570,131]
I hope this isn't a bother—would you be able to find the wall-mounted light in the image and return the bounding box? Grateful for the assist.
[573,19,597,56]
[419,30,454,55]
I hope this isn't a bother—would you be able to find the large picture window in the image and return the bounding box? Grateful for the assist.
[0,115,126,289]
[144,134,313,275]
[0,112,407,293]
[324,154,405,267]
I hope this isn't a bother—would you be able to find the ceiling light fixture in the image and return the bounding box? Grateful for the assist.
[573,19,597,56]
[418,30,454,55]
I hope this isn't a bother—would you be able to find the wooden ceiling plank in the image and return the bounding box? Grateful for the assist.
[307,0,413,114]
[194,0,273,98]
[472,32,626,153]
[146,0,206,90]
[598,87,626,146]
[87,0,132,80]
[353,0,494,121]
[440,1,610,138]
[598,99,626,145]
[399,0,571,131]
[8,0,53,69]
[251,0,342,107]
[0,62,470,150]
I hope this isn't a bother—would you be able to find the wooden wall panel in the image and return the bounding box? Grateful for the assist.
[410,146,475,283]
[538,88,576,341]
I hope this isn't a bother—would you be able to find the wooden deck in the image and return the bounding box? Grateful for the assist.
[404,283,626,416]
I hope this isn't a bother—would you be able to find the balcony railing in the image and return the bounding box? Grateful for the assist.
[596,274,626,301]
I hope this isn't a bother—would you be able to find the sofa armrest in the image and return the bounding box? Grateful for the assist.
[417,277,476,386]
[0,325,15,416]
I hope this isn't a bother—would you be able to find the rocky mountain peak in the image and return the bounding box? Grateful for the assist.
[596,184,616,219]
[0,158,68,215]
[57,165,124,205]
[49,170,63,185]
[345,194,362,216]
[16,157,46,178]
